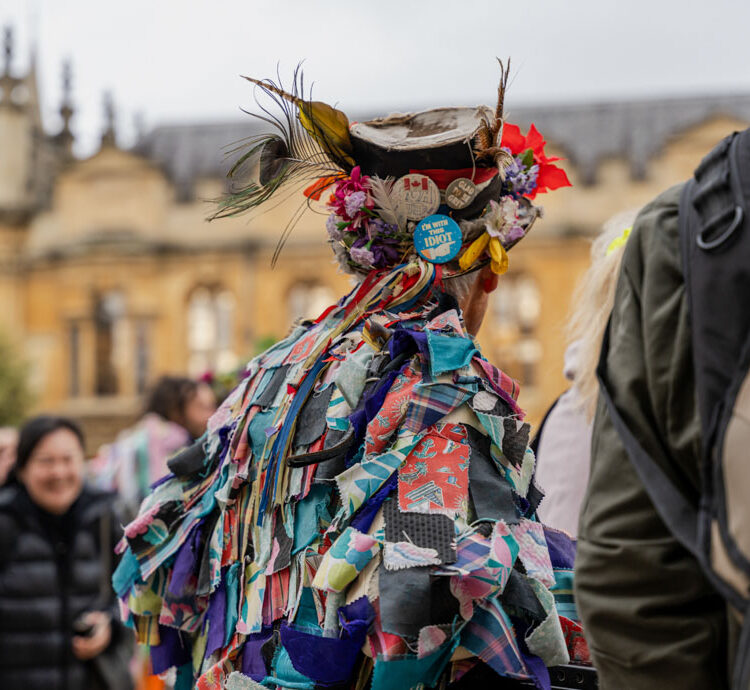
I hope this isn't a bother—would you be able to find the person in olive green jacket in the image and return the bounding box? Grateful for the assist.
[575,183,732,689]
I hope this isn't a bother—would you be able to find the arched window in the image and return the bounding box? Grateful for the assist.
[94,290,126,395]
[491,274,542,387]
[287,282,336,324]
[187,287,236,376]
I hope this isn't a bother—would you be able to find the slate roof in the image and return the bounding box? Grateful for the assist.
[134,93,750,199]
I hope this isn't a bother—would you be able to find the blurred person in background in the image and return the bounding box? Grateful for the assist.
[533,214,634,537]
[0,415,133,690]
[90,375,217,519]
[0,425,18,486]
[90,377,215,690]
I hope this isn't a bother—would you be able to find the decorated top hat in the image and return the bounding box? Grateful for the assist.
[213,62,570,277]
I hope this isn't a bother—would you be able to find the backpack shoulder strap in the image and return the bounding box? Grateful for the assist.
[596,324,701,561]
[681,129,750,442]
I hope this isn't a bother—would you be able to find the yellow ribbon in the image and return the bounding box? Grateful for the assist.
[488,236,509,275]
[458,233,509,275]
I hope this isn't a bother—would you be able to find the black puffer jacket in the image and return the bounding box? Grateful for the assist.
[0,483,133,690]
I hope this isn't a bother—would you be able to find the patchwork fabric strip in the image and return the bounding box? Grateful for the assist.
[398,424,471,518]
[312,526,380,592]
[403,382,475,434]
[460,597,530,680]
[383,497,456,564]
[511,519,556,588]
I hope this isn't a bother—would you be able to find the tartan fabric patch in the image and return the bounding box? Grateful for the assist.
[439,522,519,620]
[460,597,530,680]
[472,356,524,418]
[403,381,475,434]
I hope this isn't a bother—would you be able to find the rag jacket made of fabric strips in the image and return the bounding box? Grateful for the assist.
[112,260,582,690]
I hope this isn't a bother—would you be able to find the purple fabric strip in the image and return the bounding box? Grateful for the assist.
[204,569,227,658]
[338,595,375,639]
[168,520,203,597]
[241,626,274,681]
[514,617,552,690]
[151,625,191,675]
[543,526,576,570]
[279,622,366,686]
[350,471,397,533]
[388,327,430,364]
[521,651,552,690]
[277,594,373,686]
[150,472,174,490]
[347,326,427,454]
[346,365,403,466]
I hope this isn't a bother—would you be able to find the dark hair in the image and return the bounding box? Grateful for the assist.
[144,376,199,424]
[15,415,86,471]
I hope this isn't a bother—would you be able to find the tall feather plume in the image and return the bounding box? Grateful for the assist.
[368,176,407,232]
[209,65,355,266]
[491,57,510,144]
[473,58,514,176]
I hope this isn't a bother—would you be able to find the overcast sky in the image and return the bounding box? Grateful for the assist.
[4,0,750,156]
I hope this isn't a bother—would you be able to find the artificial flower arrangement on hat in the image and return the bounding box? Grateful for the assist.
[316,116,570,275]
[112,61,587,690]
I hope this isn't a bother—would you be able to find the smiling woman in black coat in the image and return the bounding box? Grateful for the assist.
[0,416,133,690]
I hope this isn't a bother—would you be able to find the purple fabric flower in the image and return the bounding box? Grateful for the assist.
[326,214,343,241]
[504,226,526,244]
[370,238,402,268]
[350,240,376,268]
[344,191,367,218]
[368,217,399,240]
[502,148,540,198]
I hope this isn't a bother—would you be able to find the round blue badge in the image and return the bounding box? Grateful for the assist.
[413,214,463,264]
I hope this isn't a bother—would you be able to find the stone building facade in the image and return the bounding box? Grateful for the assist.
[2,31,749,448]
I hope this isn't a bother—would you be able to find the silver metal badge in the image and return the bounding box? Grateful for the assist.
[393,174,441,220]
[445,177,478,210]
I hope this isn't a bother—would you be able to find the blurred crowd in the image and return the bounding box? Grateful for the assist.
[0,376,218,690]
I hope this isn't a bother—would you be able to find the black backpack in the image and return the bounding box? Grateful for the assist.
[598,127,750,689]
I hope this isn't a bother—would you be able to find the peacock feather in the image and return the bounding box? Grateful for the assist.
[209,66,355,266]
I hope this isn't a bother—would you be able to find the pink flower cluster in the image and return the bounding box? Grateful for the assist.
[328,166,374,230]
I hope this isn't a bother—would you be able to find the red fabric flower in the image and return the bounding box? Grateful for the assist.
[501,123,572,199]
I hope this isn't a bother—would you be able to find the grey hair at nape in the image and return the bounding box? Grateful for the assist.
[442,269,479,303]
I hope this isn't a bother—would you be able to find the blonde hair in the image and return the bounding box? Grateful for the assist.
[567,210,638,420]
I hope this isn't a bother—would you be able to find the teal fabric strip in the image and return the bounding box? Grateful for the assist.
[371,637,458,690]
[224,561,241,646]
[426,332,477,376]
